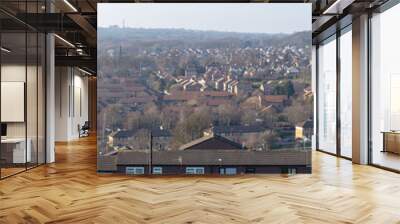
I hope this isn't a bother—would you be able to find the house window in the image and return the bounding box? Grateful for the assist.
[281,167,296,175]
[220,167,237,175]
[153,167,163,174]
[186,167,205,174]
[288,168,297,175]
[126,167,145,175]
[245,167,256,174]
[225,168,237,175]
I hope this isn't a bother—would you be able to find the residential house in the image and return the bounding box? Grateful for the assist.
[303,87,313,100]
[112,128,172,151]
[260,81,273,95]
[204,125,266,148]
[98,133,311,174]
[179,134,244,150]
[236,81,253,96]
[185,66,198,77]
[214,77,225,90]
[151,128,173,150]
[227,80,239,94]
[185,82,203,91]
[285,67,300,78]
[273,122,296,148]
[261,95,289,109]
[112,130,136,148]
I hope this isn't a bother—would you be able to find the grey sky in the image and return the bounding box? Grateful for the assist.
[98,3,311,34]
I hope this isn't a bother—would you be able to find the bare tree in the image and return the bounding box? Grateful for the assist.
[217,104,241,126]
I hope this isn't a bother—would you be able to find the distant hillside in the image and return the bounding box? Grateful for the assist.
[98,27,311,47]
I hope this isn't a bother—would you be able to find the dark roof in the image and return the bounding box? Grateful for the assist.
[114,130,136,138]
[179,134,244,150]
[151,129,172,137]
[114,128,171,138]
[113,149,311,166]
[213,125,264,134]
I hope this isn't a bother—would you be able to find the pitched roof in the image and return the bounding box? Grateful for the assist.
[151,129,172,137]
[163,91,201,101]
[114,128,172,138]
[202,91,232,97]
[204,99,231,107]
[179,134,244,150]
[212,125,264,134]
[260,105,279,113]
[113,149,311,166]
[263,95,288,103]
[114,130,136,138]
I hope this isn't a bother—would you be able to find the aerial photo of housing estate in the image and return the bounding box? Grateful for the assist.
[97,4,313,175]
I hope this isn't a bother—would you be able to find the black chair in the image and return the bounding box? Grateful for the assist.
[79,121,90,138]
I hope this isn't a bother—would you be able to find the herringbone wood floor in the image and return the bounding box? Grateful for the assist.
[1,135,400,224]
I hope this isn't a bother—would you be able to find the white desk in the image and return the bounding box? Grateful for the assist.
[1,138,31,163]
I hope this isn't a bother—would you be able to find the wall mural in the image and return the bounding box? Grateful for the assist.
[97,3,313,175]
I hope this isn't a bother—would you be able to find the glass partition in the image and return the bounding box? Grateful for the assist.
[0,2,46,179]
[27,31,38,169]
[1,31,28,177]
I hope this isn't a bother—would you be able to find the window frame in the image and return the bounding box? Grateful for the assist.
[126,166,145,175]
[186,167,205,175]
[315,21,353,160]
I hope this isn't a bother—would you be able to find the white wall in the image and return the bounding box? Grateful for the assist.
[55,67,89,141]
[73,73,89,137]
[1,65,26,139]
[55,67,69,141]
[1,65,40,137]
[1,63,46,164]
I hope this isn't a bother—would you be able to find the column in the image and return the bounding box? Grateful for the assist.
[352,14,369,164]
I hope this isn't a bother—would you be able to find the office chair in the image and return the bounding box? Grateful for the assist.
[79,121,90,138]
